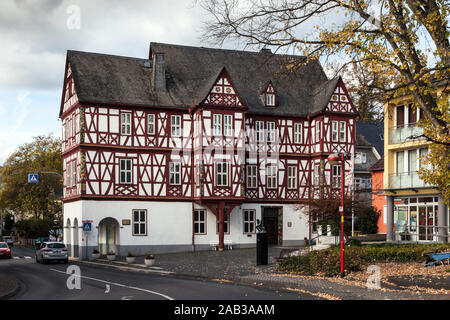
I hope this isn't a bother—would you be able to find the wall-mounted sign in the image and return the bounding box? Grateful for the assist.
[122,219,131,226]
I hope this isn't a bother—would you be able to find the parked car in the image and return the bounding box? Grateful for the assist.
[2,236,14,247]
[0,242,12,259]
[35,236,49,249]
[36,242,68,264]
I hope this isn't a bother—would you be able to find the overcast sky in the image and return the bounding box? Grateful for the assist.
[0,0,211,164]
[0,0,348,165]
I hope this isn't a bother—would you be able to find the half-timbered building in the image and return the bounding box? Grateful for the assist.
[60,43,357,258]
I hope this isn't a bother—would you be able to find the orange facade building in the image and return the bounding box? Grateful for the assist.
[370,158,386,234]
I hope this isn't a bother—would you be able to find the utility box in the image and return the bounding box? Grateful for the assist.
[256,232,268,265]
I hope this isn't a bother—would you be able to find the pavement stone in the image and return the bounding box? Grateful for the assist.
[0,273,20,299]
[83,246,450,300]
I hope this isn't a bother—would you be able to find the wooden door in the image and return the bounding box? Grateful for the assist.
[263,217,278,245]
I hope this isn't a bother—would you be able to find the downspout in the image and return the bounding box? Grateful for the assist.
[190,109,195,252]
[307,115,312,242]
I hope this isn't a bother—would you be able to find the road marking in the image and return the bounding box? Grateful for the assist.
[50,268,174,300]
[13,257,20,259]
[121,296,133,300]
[24,256,32,259]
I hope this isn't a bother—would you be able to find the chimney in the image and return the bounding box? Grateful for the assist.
[152,53,166,92]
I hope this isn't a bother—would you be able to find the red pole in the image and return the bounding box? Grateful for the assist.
[340,153,345,277]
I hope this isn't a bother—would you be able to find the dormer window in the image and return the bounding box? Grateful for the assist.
[262,81,277,107]
[266,93,275,106]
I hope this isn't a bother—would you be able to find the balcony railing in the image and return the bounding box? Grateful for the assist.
[389,123,424,144]
[389,172,433,189]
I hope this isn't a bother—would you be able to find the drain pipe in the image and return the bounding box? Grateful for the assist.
[190,108,195,252]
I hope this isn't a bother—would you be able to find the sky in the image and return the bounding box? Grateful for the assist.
[0,0,210,164]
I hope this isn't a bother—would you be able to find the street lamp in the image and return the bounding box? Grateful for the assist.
[327,152,349,278]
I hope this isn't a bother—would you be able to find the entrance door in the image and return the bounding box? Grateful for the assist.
[263,207,280,245]
[418,206,434,241]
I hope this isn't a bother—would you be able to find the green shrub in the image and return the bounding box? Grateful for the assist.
[346,238,362,247]
[277,255,312,274]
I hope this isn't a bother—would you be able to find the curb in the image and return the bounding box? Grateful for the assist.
[0,275,21,300]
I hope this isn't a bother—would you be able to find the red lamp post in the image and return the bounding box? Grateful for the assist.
[327,152,348,278]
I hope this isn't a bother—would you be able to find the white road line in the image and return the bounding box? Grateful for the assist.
[50,268,174,300]
[13,257,20,259]
[24,256,32,259]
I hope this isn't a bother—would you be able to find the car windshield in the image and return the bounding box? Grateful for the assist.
[0,243,8,248]
[47,243,65,249]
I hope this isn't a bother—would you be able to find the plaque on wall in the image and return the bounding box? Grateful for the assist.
[122,219,131,226]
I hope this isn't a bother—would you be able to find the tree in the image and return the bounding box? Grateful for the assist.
[15,217,55,239]
[201,0,450,201]
[0,135,63,220]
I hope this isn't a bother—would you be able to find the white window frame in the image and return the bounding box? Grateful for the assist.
[194,209,206,235]
[315,121,321,142]
[213,114,222,136]
[119,159,132,184]
[339,121,346,142]
[132,209,147,236]
[224,114,232,137]
[121,112,132,135]
[246,165,257,189]
[332,120,338,142]
[362,152,367,163]
[216,215,230,234]
[72,114,76,137]
[243,209,256,234]
[332,165,341,188]
[71,161,76,187]
[267,121,276,142]
[314,165,320,186]
[294,123,302,144]
[266,165,277,189]
[66,161,71,187]
[147,114,155,135]
[266,93,275,106]
[216,162,228,186]
[169,162,181,185]
[287,166,297,189]
[255,121,264,142]
[171,115,181,137]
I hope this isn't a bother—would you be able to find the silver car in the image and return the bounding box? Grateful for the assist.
[36,242,68,264]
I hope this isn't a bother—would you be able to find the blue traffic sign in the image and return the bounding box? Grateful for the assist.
[28,174,39,184]
[82,222,92,232]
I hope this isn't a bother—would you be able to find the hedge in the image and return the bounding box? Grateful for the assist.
[277,243,450,277]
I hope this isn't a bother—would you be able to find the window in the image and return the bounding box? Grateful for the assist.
[294,123,302,144]
[314,165,320,186]
[216,215,230,234]
[332,121,338,142]
[355,152,367,164]
[66,161,71,187]
[362,153,367,163]
[419,148,428,168]
[267,122,275,142]
[315,121,321,142]
[72,115,77,136]
[287,166,297,189]
[147,114,155,135]
[224,114,232,136]
[266,165,277,189]
[216,162,228,186]
[171,115,181,137]
[408,149,417,173]
[396,105,405,127]
[194,210,206,234]
[121,112,131,135]
[266,93,275,106]
[169,162,181,185]
[120,159,132,184]
[339,121,346,142]
[213,114,222,136]
[243,210,256,234]
[332,165,341,188]
[255,121,264,142]
[354,178,361,190]
[72,161,76,186]
[246,165,257,189]
[132,210,147,236]
[396,151,405,174]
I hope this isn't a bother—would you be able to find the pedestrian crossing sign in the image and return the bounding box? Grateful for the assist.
[28,174,39,184]
[82,222,92,232]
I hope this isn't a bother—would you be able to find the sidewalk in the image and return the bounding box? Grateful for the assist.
[0,273,20,299]
[76,247,450,300]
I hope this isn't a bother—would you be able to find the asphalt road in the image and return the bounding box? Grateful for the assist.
[1,246,317,300]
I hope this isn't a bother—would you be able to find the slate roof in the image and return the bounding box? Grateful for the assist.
[356,121,384,156]
[65,42,347,117]
[369,158,384,171]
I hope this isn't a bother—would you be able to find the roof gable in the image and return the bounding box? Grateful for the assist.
[201,68,244,107]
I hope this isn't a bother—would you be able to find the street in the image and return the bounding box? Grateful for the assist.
[0,246,316,300]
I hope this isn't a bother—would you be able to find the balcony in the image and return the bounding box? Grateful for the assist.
[389,172,433,189]
[389,124,424,144]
